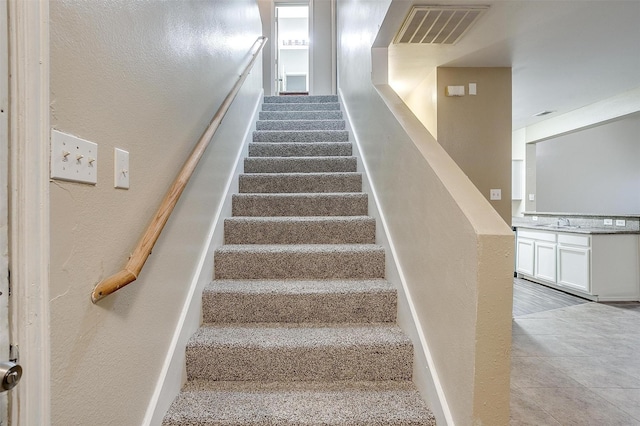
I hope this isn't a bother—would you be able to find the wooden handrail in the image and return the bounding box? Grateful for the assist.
[91,36,268,303]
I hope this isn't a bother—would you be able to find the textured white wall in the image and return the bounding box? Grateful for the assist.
[49,1,262,424]
[337,1,513,424]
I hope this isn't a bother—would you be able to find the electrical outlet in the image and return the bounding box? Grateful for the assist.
[615,219,626,227]
[532,216,538,221]
[603,218,613,226]
[50,130,98,184]
[490,189,501,200]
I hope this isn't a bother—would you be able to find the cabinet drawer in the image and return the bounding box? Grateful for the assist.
[517,229,557,242]
[558,233,590,247]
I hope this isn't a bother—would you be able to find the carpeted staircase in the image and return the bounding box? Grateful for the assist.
[163,95,436,425]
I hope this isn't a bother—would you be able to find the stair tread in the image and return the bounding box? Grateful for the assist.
[225,215,373,223]
[206,278,393,295]
[189,322,410,347]
[259,110,343,120]
[264,95,338,103]
[224,215,375,245]
[253,130,349,143]
[163,380,436,426]
[216,243,384,254]
[244,157,358,173]
[248,142,352,157]
[241,172,360,177]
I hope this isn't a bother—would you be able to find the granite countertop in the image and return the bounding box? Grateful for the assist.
[513,223,640,235]
[514,213,640,234]
[522,212,640,219]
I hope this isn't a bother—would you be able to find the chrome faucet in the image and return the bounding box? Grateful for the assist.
[557,217,570,226]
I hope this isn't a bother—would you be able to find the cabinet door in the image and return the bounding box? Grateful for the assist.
[557,246,590,293]
[516,238,534,276]
[534,241,557,282]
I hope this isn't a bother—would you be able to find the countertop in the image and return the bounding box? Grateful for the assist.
[514,213,640,235]
[522,212,640,219]
[513,223,640,235]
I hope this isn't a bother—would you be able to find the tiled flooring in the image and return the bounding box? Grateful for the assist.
[511,278,640,425]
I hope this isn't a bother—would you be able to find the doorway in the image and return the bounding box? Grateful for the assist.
[275,3,309,95]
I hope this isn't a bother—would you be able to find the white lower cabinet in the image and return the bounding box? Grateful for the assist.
[557,234,591,293]
[534,241,557,283]
[516,238,534,276]
[516,228,640,301]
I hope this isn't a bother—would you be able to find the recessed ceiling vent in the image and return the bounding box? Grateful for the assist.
[394,5,489,45]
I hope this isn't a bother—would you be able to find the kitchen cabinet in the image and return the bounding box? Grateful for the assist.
[516,237,534,276]
[557,234,590,293]
[534,241,557,283]
[516,228,640,301]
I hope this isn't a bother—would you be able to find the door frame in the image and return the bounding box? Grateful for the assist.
[7,0,51,424]
[273,0,313,95]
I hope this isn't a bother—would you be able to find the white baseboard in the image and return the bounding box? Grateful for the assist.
[142,90,263,426]
[339,89,454,426]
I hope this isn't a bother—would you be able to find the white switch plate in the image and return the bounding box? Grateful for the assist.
[528,193,535,201]
[615,219,626,227]
[603,218,613,226]
[469,83,477,95]
[114,148,130,189]
[445,85,465,97]
[490,189,502,200]
[532,216,538,221]
[51,130,98,184]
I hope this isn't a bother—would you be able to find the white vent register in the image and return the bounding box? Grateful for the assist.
[394,5,489,45]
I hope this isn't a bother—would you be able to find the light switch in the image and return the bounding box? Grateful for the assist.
[490,189,502,200]
[603,219,613,226]
[528,193,535,201]
[469,83,477,95]
[114,148,129,189]
[50,130,98,184]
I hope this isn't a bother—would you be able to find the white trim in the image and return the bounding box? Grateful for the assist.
[330,0,337,94]
[308,0,314,94]
[7,0,51,424]
[0,0,9,421]
[340,88,455,426]
[142,91,263,426]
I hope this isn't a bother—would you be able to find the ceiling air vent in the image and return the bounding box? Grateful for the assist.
[394,5,489,45]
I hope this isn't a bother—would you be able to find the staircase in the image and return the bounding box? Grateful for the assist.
[163,95,436,425]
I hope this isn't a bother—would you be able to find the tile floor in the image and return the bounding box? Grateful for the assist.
[511,279,640,425]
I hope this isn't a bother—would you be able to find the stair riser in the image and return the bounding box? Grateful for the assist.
[214,249,385,279]
[239,173,362,194]
[262,103,340,112]
[259,111,343,120]
[202,292,396,323]
[244,157,357,173]
[264,95,338,103]
[224,218,375,244]
[232,194,368,217]
[253,130,349,143]
[248,143,352,157]
[256,120,346,131]
[186,344,412,381]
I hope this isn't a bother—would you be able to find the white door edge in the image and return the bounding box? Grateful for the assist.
[8,0,51,424]
[0,0,9,422]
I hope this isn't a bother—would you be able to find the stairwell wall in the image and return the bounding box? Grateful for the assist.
[49,1,262,424]
[337,1,513,425]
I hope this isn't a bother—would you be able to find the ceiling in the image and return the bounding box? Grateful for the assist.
[379,0,640,130]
